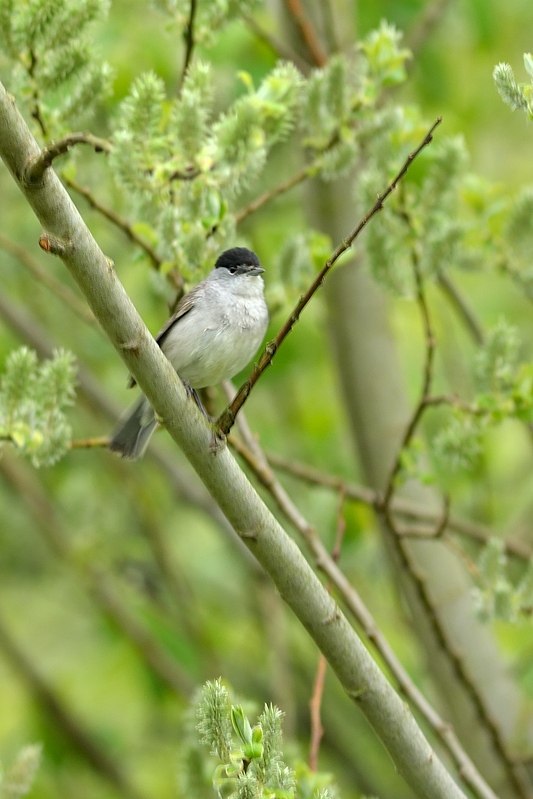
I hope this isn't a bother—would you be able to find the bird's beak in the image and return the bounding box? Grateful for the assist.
[247,265,265,276]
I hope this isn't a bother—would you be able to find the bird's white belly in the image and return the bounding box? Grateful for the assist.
[164,315,265,388]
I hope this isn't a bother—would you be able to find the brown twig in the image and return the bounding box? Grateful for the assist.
[177,0,198,94]
[235,164,312,225]
[24,132,111,184]
[69,436,110,449]
[498,257,533,306]
[217,117,443,436]
[283,0,327,66]
[381,235,436,512]
[308,654,327,771]
[437,271,485,346]
[64,176,162,270]
[243,13,311,74]
[168,165,201,182]
[27,48,48,138]
[266,452,532,561]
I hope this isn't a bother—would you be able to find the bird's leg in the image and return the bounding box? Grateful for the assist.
[182,380,210,419]
[182,380,225,453]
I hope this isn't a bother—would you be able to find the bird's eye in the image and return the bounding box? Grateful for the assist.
[228,265,237,273]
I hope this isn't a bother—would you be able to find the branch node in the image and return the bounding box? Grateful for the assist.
[209,428,227,455]
[323,606,342,625]
[264,340,277,362]
[24,132,111,185]
[38,233,68,256]
[347,686,367,702]
[119,338,142,353]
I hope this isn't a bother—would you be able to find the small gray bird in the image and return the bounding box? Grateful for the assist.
[110,247,269,460]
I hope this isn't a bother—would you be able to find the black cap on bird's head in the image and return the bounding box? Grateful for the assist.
[215,247,264,276]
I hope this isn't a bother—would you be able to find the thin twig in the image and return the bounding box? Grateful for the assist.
[243,13,311,74]
[498,258,533,306]
[283,0,327,66]
[69,436,109,449]
[217,117,443,435]
[266,452,532,561]
[235,164,312,225]
[381,236,436,511]
[24,132,111,184]
[27,48,48,138]
[235,125,349,226]
[437,271,485,346]
[64,176,162,270]
[308,655,326,771]
[177,0,198,94]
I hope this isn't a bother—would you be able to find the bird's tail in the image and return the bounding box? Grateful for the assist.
[109,395,158,460]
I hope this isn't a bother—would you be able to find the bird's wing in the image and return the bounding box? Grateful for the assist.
[155,287,198,347]
[127,284,200,388]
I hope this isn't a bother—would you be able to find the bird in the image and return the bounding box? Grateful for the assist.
[109,247,269,460]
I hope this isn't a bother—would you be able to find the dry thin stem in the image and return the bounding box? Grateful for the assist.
[235,163,312,225]
[177,0,198,94]
[243,14,311,74]
[265,452,533,560]
[69,436,109,449]
[24,132,111,184]
[437,271,485,346]
[217,117,443,435]
[27,49,47,138]
[308,655,326,771]
[64,176,162,270]
[283,0,327,66]
[381,239,435,511]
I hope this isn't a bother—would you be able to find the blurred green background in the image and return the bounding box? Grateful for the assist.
[2,1,533,798]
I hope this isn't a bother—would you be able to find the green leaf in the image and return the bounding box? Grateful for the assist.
[231,705,253,744]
